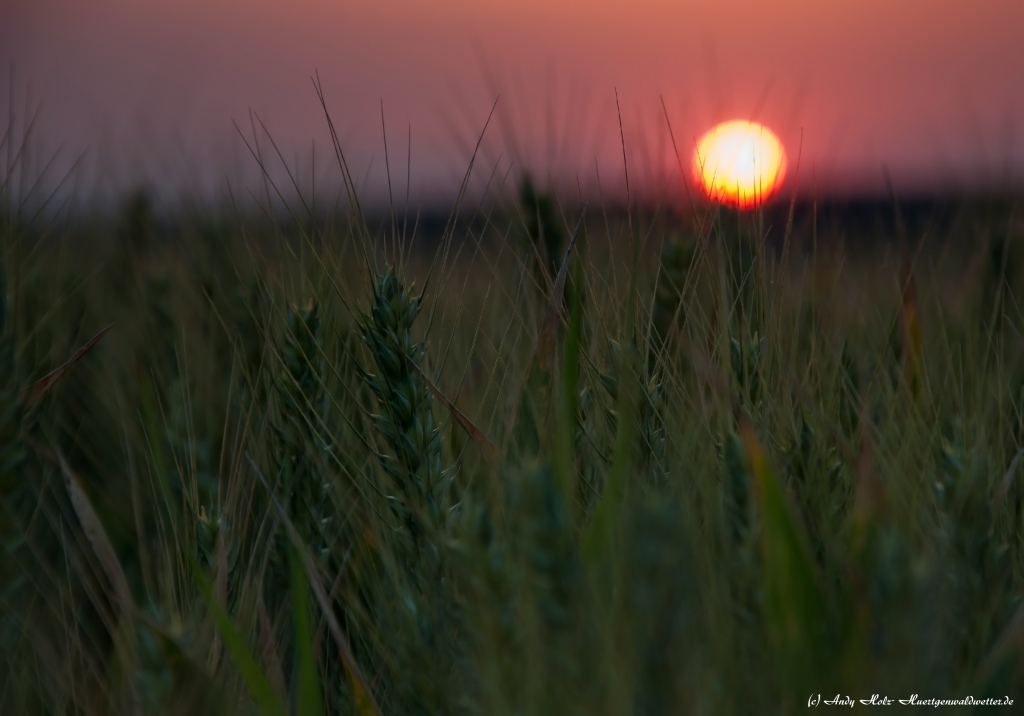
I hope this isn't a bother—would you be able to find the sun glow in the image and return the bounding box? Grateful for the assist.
[693,120,786,209]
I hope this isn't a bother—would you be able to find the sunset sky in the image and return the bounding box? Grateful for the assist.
[3,0,1023,207]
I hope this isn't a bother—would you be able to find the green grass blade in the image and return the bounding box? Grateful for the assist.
[554,269,582,514]
[583,281,638,567]
[583,223,640,568]
[582,381,636,567]
[290,545,323,716]
[250,455,382,716]
[509,207,587,460]
[189,556,288,716]
[738,416,832,695]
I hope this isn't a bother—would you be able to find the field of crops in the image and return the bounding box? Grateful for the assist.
[2,152,1024,713]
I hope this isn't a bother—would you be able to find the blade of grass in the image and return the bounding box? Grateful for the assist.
[534,204,587,377]
[20,323,112,408]
[554,267,583,517]
[55,446,135,615]
[507,205,587,458]
[737,413,832,695]
[583,290,638,566]
[290,545,323,716]
[899,252,923,398]
[581,373,636,566]
[189,555,289,716]
[249,454,382,716]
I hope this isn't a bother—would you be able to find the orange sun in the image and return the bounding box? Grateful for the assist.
[692,120,786,209]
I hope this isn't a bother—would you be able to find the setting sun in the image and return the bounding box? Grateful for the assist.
[693,120,786,209]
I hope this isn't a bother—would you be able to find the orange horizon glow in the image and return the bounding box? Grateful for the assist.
[693,121,786,209]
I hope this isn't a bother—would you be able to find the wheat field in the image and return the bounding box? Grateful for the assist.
[2,109,1024,714]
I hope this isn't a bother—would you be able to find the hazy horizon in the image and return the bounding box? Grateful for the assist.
[3,0,1024,210]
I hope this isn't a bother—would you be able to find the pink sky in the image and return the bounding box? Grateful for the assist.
[3,0,1023,206]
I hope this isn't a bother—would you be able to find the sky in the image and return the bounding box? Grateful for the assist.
[3,0,1023,208]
